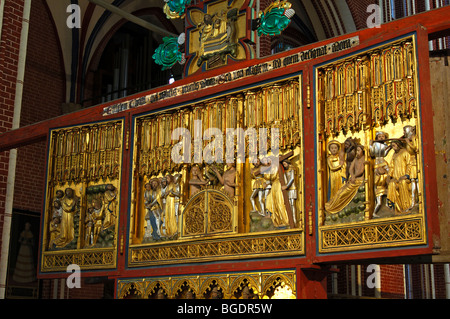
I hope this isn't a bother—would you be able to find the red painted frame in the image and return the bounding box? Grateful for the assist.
[0,7,448,283]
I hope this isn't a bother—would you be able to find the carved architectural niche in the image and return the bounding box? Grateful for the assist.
[128,76,305,266]
[316,35,426,253]
[40,120,123,272]
[182,189,236,237]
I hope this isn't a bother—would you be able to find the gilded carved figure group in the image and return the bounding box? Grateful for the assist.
[84,183,118,247]
[48,183,118,250]
[324,125,419,224]
[131,78,303,245]
[141,152,300,243]
[250,156,298,228]
[44,121,122,255]
[49,188,80,249]
[143,174,182,242]
[318,37,424,237]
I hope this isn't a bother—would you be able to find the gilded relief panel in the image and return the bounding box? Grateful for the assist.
[40,120,123,272]
[316,36,427,252]
[129,76,304,266]
[185,0,255,75]
[117,269,296,299]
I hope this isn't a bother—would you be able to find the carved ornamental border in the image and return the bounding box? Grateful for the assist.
[129,231,303,266]
[117,269,296,299]
[41,248,116,272]
[319,216,426,253]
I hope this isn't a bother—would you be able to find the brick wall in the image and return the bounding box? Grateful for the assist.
[431,265,447,299]
[328,265,378,298]
[258,0,272,57]
[67,281,108,299]
[329,264,449,299]
[0,150,9,252]
[330,264,406,298]
[12,0,64,213]
[410,264,448,299]
[39,278,111,299]
[380,265,405,298]
[20,0,64,127]
[3,0,110,300]
[0,0,25,257]
[345,0,378,30]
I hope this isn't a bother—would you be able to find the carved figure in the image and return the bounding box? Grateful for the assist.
[103,184,117,229]
[164,174,179,237]
[91,198,104,245]
[160,176,169,236]
[55,189,64,202]
[209,286,223,299]
[327,140,345,199]
[240,286,254,299]
[281,159,297,225]
[387,140,412,214]
[340,137,357,180]
[185,290,195,299]
[261,157,273,217]
[51,195,63,222]
[144,179,163,241]
[156,289,166,299]
[212,162,237,198]
[263,158,290,228]
[49,200,62,247]
[196,8,238,67]
[325,145,365,214]
[172,174,182,232]
[53,187,79,248]
[84,207,94,246]
[189,166,208,197]
[403,125,419,210]
[250,158,268,216]
[369,131,392,217]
